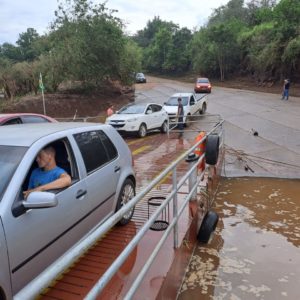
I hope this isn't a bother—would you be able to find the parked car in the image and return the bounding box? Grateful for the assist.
[0,122,136,299]
[135,73,147,83]
[194,77,212,93]
[0,113,57,126]
[106,103,168,137]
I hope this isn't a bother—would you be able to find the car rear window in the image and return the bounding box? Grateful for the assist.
[0,146,28,200]
[74,130,117,174]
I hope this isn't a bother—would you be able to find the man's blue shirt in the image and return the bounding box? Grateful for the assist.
[28,166,66,189]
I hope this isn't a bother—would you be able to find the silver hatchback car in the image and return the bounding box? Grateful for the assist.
[0,122,136,299]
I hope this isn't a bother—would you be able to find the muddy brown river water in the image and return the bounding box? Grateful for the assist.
[178,177,300,300]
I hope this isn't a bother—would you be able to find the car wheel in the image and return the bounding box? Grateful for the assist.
[160,121,168,133]
[200,102,207,115]
[117,178,135,225]
[197,210,219,243]
[184,114,191,127]
[138,123,147,138]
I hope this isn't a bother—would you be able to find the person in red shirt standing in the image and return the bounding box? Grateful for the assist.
[107,105,115,116]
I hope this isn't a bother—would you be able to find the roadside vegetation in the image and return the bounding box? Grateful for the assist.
[134,0,300,83]
[0,0,299,101]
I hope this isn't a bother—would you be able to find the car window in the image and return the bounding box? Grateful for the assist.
[190,96,195,105]
[151,104,162,112]
[0,146,28,201]
[98,131,118,160]
[21,116,49,123]
[2,117,22,125]
[74,130,116,174]
[146,105,153,114]
[21,138,78,193]
[165,97,189,106]
[197,78,209,83]
[118,104,146,114]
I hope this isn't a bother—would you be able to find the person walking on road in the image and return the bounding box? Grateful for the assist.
[282,79,290,100]
[177,97,184,134]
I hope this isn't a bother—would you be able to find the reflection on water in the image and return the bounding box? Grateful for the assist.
[178,178,300,300]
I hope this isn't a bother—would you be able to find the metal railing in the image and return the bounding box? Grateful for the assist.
[15,118,224,300]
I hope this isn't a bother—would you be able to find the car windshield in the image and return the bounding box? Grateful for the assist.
[136,73,144,78]
[197,78,209,83]
[118,104,146,114]
[165,97,188,106]
[0,145,28,201]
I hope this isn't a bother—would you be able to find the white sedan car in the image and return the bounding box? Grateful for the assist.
[106,103,168,137]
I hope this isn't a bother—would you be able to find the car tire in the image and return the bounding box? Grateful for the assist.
[205,134,219,165]
[160,121,168,133]
[197,210,219,243]
[117,178,136,225]
[184,114,191,127]
[200,102,207,115]
[138,123,147,138]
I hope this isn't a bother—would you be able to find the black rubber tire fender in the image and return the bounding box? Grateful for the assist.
[197,210,219,243]
[205,134,219,165]
[116,178,136,225]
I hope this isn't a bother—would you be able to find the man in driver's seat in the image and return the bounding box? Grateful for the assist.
[23,146,71,198]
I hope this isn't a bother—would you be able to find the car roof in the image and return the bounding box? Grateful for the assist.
[0,113,56,122]
[123,102,161,107]
[0,122,106,147]
[196,77,209,81]
[171,93,194,97]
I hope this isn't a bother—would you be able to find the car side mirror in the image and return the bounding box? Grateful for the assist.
[163,102,166,105]
[146,110,152,114]
[23,191,58,209]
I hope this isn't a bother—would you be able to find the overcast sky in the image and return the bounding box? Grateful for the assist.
[0,0,229,44]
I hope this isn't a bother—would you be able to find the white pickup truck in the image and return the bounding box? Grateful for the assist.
[162,92,207,125]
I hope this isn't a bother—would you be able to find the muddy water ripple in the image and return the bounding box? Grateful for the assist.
[178,178,300,300]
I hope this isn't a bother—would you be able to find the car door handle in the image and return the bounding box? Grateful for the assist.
[114,166,121,172]
[76,189,87,199]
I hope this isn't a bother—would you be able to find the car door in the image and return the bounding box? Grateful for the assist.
[189,96,197,114]
[150,104,162,128]
[73,130,120,225]
[2,137,91,294]
[144,104,157,129]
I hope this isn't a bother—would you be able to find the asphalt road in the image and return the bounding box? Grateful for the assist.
[135,76,300,178]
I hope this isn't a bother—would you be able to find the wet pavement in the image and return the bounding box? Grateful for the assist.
[135,77,300,178]
[178,177,300,300]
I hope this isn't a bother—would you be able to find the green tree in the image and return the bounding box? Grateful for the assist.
[16,28,40,61]
[50,0,137,86]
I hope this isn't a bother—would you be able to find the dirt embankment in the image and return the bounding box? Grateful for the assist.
[0,81,135,119]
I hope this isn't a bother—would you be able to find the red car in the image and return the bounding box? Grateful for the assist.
[0,113,57,126]
[194,77,212,93]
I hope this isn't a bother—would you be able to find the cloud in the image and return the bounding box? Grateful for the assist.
[0,0,228,44]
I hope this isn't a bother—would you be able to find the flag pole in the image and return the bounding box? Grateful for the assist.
[42,88,46,115]
[39,73,46,115]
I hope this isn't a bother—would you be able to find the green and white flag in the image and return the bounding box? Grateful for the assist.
[39,73,44,91]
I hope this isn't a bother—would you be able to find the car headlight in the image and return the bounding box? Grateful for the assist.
[127,118,138,122]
